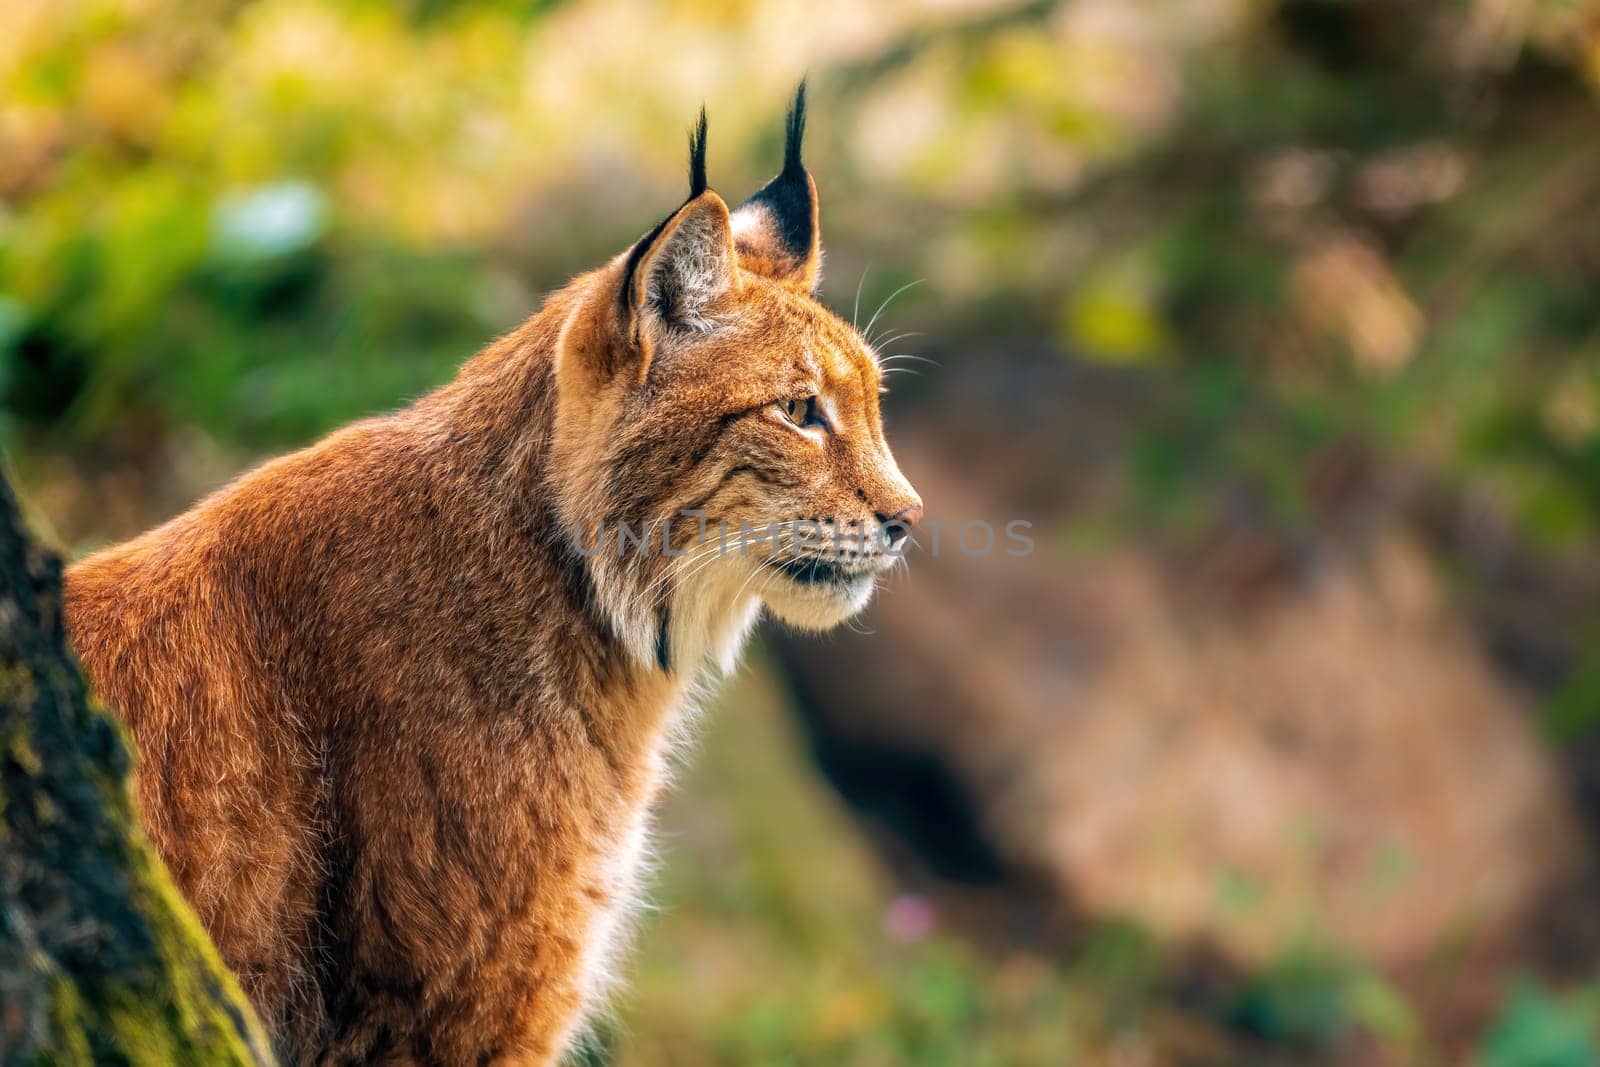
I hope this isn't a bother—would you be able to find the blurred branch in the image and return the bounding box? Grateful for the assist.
[1426,138,1600,326]
[826,0,1067,91]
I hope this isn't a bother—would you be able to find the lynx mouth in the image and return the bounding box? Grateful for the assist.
[761,554,885,629]
[766,554,884,589]
[771,556,849,584]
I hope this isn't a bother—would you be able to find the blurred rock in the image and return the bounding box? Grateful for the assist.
[771,363,1598,1026]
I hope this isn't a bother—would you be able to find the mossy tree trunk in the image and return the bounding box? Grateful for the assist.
[0,471,272,1066]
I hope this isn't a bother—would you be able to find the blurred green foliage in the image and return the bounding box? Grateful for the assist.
[1481,981,1600,1067]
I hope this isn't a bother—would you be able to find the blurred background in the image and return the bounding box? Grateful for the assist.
[6,0,1600,1062]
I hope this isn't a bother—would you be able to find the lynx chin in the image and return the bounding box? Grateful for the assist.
[64,84,922,1065]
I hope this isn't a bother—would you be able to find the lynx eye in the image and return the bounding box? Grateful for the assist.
[781,396,826,430]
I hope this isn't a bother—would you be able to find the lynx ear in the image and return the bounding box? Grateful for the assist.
[617,111,738,353]
[731,83,821,293]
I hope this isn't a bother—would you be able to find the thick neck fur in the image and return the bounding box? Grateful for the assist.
[337,269,745,707]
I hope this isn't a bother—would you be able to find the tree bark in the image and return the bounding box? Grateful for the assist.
[0,471,271,1065]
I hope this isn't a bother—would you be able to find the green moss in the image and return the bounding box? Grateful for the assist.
[41,965,93,1066]
[0,473,271,1064]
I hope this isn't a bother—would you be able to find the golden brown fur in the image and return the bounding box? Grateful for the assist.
[64,91,919,1064]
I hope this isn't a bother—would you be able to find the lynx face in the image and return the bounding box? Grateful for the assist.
[550,91,922,672]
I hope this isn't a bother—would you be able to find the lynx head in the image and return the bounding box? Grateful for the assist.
[550,86,922,673]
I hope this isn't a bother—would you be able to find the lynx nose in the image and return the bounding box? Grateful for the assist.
[876,502,923,547]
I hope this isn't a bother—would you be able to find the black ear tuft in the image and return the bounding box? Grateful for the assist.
[730,82,821,291]
[688,107,709,198]
[619,108,720,322]
[783,81,806,177]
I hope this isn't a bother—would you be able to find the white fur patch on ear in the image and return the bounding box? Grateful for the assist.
[729,203,768,241]
[644,204,734,332]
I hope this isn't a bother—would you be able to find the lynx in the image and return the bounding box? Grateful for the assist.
[65,86,921,1064]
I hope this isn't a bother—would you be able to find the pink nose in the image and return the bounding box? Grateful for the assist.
[877,503,923,546]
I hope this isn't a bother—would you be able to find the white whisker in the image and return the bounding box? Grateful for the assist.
[863,279,923,346]
[871,330,923,352]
